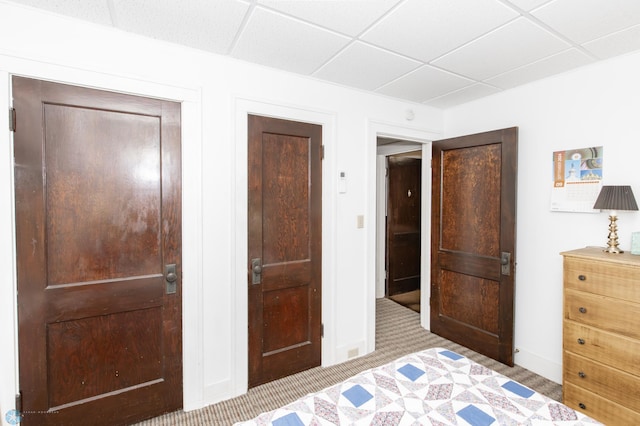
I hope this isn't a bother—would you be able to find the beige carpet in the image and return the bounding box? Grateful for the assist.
[135,298,561,426]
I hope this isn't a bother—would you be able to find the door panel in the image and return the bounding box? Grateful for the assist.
[248,115,322,387]
[46,308,163,407]
[13,77,182,425]
[44,104,162,284]
[431,127,517,366]
[386,156,421,296]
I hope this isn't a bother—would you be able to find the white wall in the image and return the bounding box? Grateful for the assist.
[444,50,640,383]
[0,2,443,422]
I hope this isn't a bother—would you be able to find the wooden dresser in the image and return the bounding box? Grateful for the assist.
[561,247,640,425]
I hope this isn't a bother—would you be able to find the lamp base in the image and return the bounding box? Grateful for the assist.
[603,214,623,254]
[603,246,623,254]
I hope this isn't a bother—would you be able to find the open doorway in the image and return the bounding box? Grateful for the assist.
[386,152,421,312]
[368,122,436,352]
[376,137,424,314]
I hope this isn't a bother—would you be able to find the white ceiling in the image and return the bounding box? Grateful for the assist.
[6,0,640,108]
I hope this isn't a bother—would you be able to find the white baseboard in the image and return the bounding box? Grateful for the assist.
[199,379,240,411]
[514,347,562,384]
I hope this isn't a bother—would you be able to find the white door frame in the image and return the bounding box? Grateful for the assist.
[232,98,338,397]
[367,120,440,350]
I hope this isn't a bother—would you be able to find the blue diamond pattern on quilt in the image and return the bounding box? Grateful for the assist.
[457,405,496,426]
[502,380,535,398]
[397,363,425,381]
[272,412,305,426]
[342,384,373,407]
[439,350,464,361]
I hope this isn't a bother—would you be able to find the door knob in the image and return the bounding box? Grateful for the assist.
[500,252,511,276]
[165,264,177,294]
[251,258,262,284]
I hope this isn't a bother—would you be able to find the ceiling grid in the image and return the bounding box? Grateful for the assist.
[6,0,640,108]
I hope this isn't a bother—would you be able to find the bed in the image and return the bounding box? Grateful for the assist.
[236,347,602,425]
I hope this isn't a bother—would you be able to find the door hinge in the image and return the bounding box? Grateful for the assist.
[321,323,324,338]
[9,107,16,132]
[321,145,325,160]
[15,391,22,414]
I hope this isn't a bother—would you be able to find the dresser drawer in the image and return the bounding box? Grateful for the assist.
[564,256,640,303]
[565,289,640,339]
[564,351,640,412]
[564,381,640,425]
[564,320,640,376]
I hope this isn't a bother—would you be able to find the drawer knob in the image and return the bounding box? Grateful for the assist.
[579,403,586,410]
[579,307,587,314]
[578,275,586,281]
[578,371,586,378]
[577,338,585,345]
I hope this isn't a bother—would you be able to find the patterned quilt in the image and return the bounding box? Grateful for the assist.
[236,347,602,425]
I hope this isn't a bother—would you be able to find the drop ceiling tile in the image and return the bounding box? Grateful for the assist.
[583,24,640,60]
[313,42,421,91]
[424,84,502,108]
[486,48,594,89]
[7,0,113,25]
[532,0,640,44]
[7,0,640,109]
[504,0,553,11]
[257,0,401,36]
[361,0,518,62]
[231,7,351,74]
[112,0,249,54]
[432,18,570,81]
[376,65,475,102]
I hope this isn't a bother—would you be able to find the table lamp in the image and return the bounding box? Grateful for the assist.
[593,185,638,253]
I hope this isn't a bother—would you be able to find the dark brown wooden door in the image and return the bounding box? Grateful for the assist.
[386,155,421,296]
[13,77,182,425]
[247,114,322,387]
[431,127,517,366]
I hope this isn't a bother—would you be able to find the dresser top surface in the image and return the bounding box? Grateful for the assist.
[561,246,640,266]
